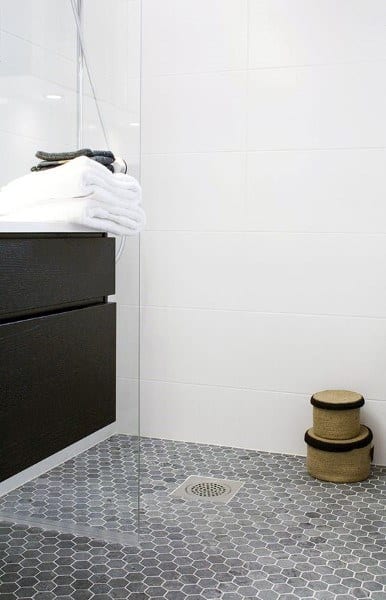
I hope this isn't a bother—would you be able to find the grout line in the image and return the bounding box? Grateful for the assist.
[140,304,386,321]
[1,28,75,62]
[141,57,386,78]
[0,127,47,144]
[142,230,386,235]
[141,146,386,156]
[138,377,386,404]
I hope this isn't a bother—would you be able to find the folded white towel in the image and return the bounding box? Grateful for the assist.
[0,156,145,235]
[0,196,146,236]
[0,156,141,214]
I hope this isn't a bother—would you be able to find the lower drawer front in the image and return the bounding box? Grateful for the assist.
[0,303,116,481]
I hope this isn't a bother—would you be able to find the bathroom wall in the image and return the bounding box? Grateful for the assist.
[139,0,386,464]
[0,0,141,437]
[0,1,78,185]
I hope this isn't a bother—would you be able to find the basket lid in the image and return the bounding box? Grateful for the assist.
[311,389,364,410]
[305,425,373,452]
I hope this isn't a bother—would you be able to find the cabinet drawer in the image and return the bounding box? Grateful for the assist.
[0,235,115,319]
[0,303,116,481]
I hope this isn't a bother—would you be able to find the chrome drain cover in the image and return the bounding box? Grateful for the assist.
[171,476,244,504]
[188,481,230,497]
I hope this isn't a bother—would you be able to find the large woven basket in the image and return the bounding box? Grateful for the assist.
[311,390,364,440]
[305,425,373,483]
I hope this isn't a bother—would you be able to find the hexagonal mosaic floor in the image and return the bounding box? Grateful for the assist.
[0,436,139,546]
[1,434,386,599]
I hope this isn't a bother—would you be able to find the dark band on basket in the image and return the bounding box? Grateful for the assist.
[311,395,365,410]
[304,427,373,452]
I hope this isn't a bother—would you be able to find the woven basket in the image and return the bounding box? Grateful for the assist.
[311,390,364,440]
[305,425,373,483]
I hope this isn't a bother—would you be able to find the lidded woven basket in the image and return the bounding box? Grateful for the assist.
[311,389,364,440]
[305,425,373,483]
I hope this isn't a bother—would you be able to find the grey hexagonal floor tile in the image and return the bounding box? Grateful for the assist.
[0,434,385,599]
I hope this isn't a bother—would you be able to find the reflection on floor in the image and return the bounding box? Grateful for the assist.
[1,435,385,600]
[0,436,139,545]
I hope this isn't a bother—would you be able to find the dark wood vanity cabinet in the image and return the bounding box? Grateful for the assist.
[0,233,116,482]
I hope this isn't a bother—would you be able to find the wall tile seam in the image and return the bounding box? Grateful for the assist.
[140,304,386,321]
[142,58,386,79]
[141,146,386,156]
[0,28,76,63]
[142,229,386,235]
[138,376,386,403]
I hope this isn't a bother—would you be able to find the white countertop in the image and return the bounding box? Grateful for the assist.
[0,222,97,233]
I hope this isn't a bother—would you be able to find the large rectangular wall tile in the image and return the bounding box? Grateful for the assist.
[1,0,76,60]
[141,307,386,400]
[82,93,140,158]
[246,149,386,232]
[248,0,386,68]
[115,237,140,306]
[83,0,137,109]
[141,71,247,154]
[0,130,44,188]
[116,377,139,435]
[0,30,76,89]
[142,0,248,75]
[142,152,246,230]
[362,400,386,465]
[140,380,385,464]
[140,380,310,456]
[116,305,139,379]
[141,231,386,317]
[247,63,386,150]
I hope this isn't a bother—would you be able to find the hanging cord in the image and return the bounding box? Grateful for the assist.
[69,0,126,262]
[70,0,110,148]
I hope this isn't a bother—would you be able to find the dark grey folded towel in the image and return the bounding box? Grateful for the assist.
[31,160,114,173]
[35,149,115,161]
[35,149,94,161]
[31,154,115,173]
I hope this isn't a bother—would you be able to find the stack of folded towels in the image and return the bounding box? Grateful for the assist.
[0,149,145,236]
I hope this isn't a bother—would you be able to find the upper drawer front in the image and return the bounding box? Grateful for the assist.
[0,235,115,318]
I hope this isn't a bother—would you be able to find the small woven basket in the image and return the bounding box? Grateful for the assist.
[311,390,364,440]
[305,425,373,483]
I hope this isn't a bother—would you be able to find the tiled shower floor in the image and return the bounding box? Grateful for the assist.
[0,436,139,546]
[1,435,386,600]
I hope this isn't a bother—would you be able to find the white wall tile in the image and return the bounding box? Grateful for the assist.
[139,380,385,464]
[141,72,247,154]
[247,63,386,150]
[142,0,248,75]
[82,92,140,158]
[116,377,139,435]
[83,0,138,109]
[362,401,386,465]
[141,307,386,400]
[0,0,76,60]
[246,149,386,232]
[0,32,77,147]
[0,78,77,145]
[0,30,76,90]
[141,231,386,318]
[115,236,140,306]
[117,305,139,379]
[142,152,246,230]
[139,1,386,457]
[0,131,43,187]
[249,0,386,68]
[140,380,310,456]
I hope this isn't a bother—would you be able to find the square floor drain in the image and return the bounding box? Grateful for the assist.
[171,476,244,504]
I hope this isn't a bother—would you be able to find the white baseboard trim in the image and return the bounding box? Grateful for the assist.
[0,423,117,497]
